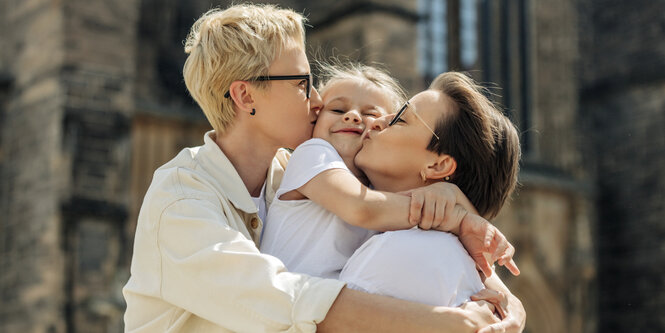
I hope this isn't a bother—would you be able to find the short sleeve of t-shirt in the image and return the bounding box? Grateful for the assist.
[276,138,349,198]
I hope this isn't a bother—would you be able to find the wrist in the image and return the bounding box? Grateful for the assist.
[451,213,470,235]
[433,306,478,333]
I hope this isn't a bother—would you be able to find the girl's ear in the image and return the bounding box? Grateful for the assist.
[423,154,457,180]
[228,81,255,115]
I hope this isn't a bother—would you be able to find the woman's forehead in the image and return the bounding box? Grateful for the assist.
[269,44,309,74]
[411,90,451,118]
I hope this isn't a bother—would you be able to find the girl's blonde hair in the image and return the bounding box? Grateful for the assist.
[183,4,306,134]
[316,61,407,111]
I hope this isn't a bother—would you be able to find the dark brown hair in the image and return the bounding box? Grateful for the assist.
[428,72,521,219]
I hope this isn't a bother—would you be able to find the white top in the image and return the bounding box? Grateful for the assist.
[123,131,344,332]
[261,138,377,279]
[251,182,267,224]
[340,228,484,307]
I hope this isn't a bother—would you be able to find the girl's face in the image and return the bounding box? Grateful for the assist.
[355,89,452,192]
[313,78,393,159]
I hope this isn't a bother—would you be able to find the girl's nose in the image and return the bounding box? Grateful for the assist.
[343,110,361,123]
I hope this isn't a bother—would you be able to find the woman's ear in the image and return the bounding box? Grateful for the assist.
[423,154,457,180]
[228,81,255,114]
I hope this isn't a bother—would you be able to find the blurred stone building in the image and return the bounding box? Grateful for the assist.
[0,0,663,332]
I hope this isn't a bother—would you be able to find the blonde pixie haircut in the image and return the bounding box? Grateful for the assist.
[183,4,306,134]
[316,61,407,111]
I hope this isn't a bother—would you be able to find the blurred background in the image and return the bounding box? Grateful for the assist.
[0,0,664,332]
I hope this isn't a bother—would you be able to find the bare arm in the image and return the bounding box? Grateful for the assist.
[296,168,473,232]
[318,287,499,333]
[296,168,413,230]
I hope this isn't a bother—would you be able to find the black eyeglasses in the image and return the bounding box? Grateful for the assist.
[224,74,312,99]
[388,101,410,126]
[388,101,440,140]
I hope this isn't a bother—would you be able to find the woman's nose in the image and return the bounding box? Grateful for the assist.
[371,114,390,131]
[309,87,323,115]
[343,110,361,123]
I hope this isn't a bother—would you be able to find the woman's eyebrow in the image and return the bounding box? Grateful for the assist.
[402,103,416,120]
[408,102,417,115]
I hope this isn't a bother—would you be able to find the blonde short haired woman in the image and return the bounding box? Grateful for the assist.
[123,4,524,333]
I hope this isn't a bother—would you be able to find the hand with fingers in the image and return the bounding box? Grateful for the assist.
[401,182,475,231]
[472,289,526,333]
[401,182,519,277]
[458,213,520,277]
[458,298,501,330]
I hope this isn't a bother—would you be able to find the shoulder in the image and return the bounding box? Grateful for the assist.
[381,229,468,256]
[292,138,337,155]
[351,229,470,267]
[289,138,344,168]
[299,137,335,149]
[144,151,222,215]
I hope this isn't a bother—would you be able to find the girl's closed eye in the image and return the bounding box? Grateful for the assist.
[362,109,381,118]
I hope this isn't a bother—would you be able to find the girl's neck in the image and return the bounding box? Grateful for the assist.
[340,153,370,186]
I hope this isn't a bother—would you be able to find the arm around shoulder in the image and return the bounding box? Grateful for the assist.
[318,287,496,333]
[298,168,413,231]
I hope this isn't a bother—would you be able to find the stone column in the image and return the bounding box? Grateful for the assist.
[0,0,67,331]
[59,0,140,331]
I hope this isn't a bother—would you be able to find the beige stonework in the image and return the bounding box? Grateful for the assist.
[16,0,665,332]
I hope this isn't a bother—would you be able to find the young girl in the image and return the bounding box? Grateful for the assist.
[260,63,517,282]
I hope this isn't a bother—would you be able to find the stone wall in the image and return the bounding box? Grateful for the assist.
[0,1,67,332]
[60,0,139,331]
[530,0,584,175]
[578,0,665,330]
[0,0,140,331]
[11,0,665,331]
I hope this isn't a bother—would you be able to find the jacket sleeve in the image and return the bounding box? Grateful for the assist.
[156,197,345,332]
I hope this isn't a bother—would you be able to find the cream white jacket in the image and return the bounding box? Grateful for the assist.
[123,131,344,332]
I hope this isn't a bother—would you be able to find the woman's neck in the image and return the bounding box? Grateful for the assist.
[366,172,421,193]
[214,123,278,197]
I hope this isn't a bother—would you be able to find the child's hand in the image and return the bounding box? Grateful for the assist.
[458,213,520,277]
[400,182,465,230]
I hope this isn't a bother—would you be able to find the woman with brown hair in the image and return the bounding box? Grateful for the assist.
[340,71,522,318]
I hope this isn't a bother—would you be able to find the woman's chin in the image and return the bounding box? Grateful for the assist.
[354,149,370,171]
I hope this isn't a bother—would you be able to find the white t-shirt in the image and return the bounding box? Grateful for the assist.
[339,228,484,307]
[251,182,267,222]
[260,138,376,279]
